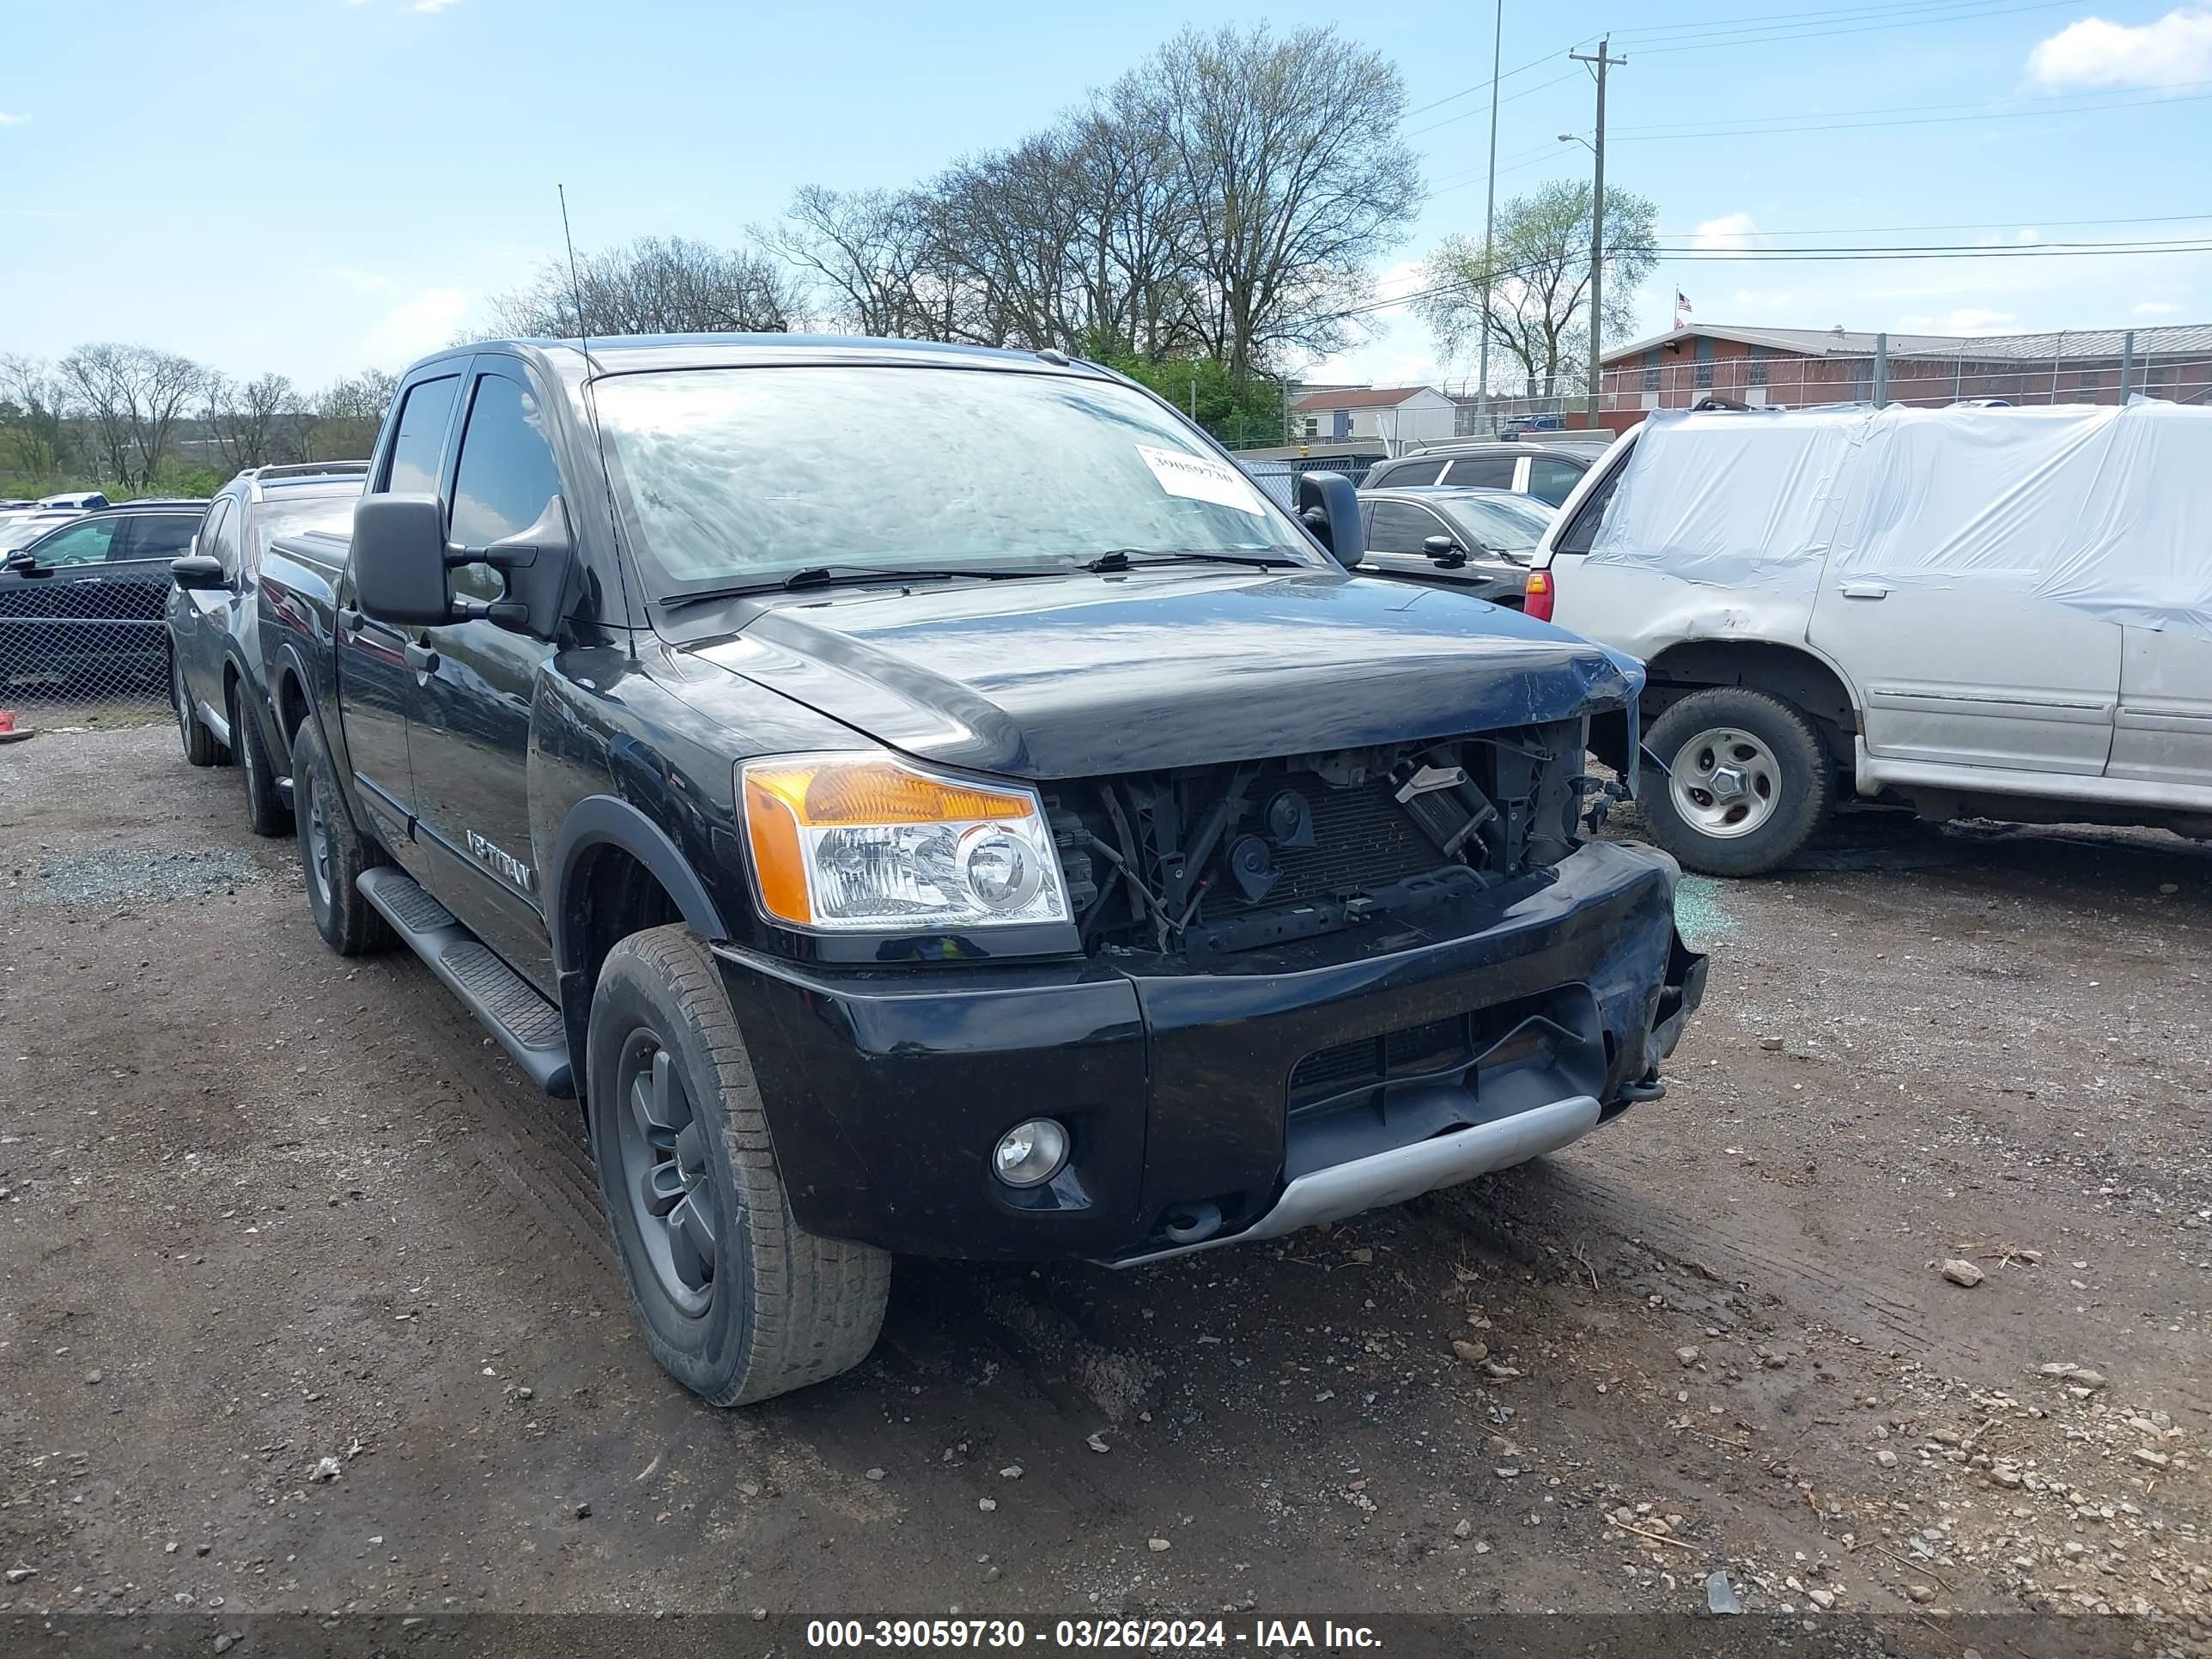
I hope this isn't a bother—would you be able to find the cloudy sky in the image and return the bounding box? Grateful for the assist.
[3,0,2206,392]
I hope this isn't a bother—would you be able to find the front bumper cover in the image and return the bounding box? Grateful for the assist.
[715,839,1705,1263]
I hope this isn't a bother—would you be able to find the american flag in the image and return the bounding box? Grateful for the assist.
[1674,290,1693,328]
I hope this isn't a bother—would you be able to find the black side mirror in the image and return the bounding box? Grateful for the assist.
[465,495,574,639]
[1,550,33,574]
[1421,533,1468,568]
[170,554,228,592]
[353,494,453,627]
[1294,471,1363,570]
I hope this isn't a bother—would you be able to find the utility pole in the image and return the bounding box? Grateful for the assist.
[1570,37,1626,426]
[1475,0,1503,436]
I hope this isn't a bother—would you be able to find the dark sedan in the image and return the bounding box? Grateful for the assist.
[1355,486,1557,606]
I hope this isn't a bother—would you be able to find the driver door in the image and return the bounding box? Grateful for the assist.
[0,516,124,684]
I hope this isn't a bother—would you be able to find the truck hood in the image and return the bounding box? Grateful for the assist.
[683,569,1641,780]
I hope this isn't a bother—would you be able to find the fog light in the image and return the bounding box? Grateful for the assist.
[992,1118,1070,1188]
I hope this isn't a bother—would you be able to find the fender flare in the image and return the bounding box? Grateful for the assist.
[546,795,731,975]
[268,637,374,839]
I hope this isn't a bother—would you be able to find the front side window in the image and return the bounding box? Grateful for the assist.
[593,365,1321,589]
[1365,501,1450,555]
[27,518,118,566]
[1441,494,1556,552]
[383,375,460,496]
[201,498,240,577]
[447,374,563,603]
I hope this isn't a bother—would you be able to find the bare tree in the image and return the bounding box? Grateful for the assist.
[1132,24,1423,383]
[313,368,398,463]
[760,186,957,339]
[489,234,800,338]
[0,354,75,479]
[204,371,301,473]
[1413,180,1658,398]
[57,343,205,490]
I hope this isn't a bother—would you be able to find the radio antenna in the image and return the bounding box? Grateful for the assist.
[557,183,596,368]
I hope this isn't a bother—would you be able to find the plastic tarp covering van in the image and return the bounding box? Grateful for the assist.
[1587,399,2212,640]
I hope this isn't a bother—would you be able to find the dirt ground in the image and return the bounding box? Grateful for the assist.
[2,726,2207,1650]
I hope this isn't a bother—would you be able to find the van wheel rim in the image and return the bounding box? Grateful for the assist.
[615,1030,718,1318]
[1668,726,1781,839]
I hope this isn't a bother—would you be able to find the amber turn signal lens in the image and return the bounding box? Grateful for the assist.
[744,758,1031,827]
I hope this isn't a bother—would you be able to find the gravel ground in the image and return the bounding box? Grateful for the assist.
[1,725,2206,1653]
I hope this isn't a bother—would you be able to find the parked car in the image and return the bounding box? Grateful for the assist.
[167,463,368,824]
[1356,486,1556,605]
[1530,402,2212,875]
[0,507,83,553]
[40,490,111,511]
[256,334,1704,1407]
[1362,436,1611,504]
[0,500,206,695]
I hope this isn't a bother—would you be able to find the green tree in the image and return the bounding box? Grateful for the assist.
[1414,180,1658,398]
[1097,351,1286,447]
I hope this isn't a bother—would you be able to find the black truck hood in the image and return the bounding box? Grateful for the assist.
[683,569,1640,780]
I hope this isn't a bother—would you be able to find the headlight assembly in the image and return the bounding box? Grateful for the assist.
[739,752,1071,933]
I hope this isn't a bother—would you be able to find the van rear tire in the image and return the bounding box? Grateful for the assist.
[1639,687,1832,877]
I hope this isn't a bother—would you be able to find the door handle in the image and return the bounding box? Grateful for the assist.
[1838,581,1889,600]
[337,605,362,632]
[403,641,440,675]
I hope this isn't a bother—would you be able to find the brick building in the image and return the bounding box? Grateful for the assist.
[1596,323,2212,415]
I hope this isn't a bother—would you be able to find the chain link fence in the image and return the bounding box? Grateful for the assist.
[0,516,185,738]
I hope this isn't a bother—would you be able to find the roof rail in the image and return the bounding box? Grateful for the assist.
[244,460,371,479]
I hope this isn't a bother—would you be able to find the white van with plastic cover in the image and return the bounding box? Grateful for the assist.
[1529,400,2212,874]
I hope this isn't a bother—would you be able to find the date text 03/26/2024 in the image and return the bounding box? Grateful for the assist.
[805,1620,1383,1650]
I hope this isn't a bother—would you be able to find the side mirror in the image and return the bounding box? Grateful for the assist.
[352,494,453,627]
[464,495,574,639]
[1421,533,1468,568]
[1294,471,1363,570]
[170,554,228,592]
[1,550,33,574]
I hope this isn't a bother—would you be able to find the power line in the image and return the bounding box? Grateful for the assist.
[1405,70,1581,138]
[1631,0,2076,55]
[1612,88,2212,142]
[1400,39,1596,122]
[1656,211,2212,239]
[1607,81,2212,137]
[1608,0,2036,40]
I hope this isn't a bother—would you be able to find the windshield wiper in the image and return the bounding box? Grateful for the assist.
[659,564,1059,611]
[1084,549,1298,574]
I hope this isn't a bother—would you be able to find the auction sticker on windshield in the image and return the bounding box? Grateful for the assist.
[1137,444,1267,516]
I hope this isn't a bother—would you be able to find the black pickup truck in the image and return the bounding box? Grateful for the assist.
[254,335,1705,1407]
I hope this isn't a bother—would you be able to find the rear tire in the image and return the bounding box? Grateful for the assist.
[231,680,292,838]
[587,924,890,1407]
[1639,687,1833,877]
[291,717,391,956]
[173,653,219,768]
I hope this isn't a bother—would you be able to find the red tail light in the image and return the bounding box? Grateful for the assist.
[1524,568,1555,623]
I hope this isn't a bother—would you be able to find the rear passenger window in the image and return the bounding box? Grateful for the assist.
[125,514,201,562]
[1442,456,1514,489]
[1379,459,1445,487]
[1526,457,1585,506]
[384,375,460,496]
[1555,448,1632,554]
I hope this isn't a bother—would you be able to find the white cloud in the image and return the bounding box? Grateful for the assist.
[1942,307,2018,333]
[1692,211,1760,252]
[360,288,471,368]
[414,0,460,11]
[1730,288,1797,313]
[2027,8,2212,91]
[0,111,31,127]
[2135,300,2185,314]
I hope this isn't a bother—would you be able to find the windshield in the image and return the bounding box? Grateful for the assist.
[1439,493,1556,550]
[592,364,1320,590]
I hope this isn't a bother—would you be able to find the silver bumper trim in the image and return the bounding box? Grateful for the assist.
[1107,1094,1601,1268]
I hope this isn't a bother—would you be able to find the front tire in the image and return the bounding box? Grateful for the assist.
[290,717,391,956]
[173,653,219,768]
[1639,687,1834,877]
[231,680,292,838]
[587,924,890,1407]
